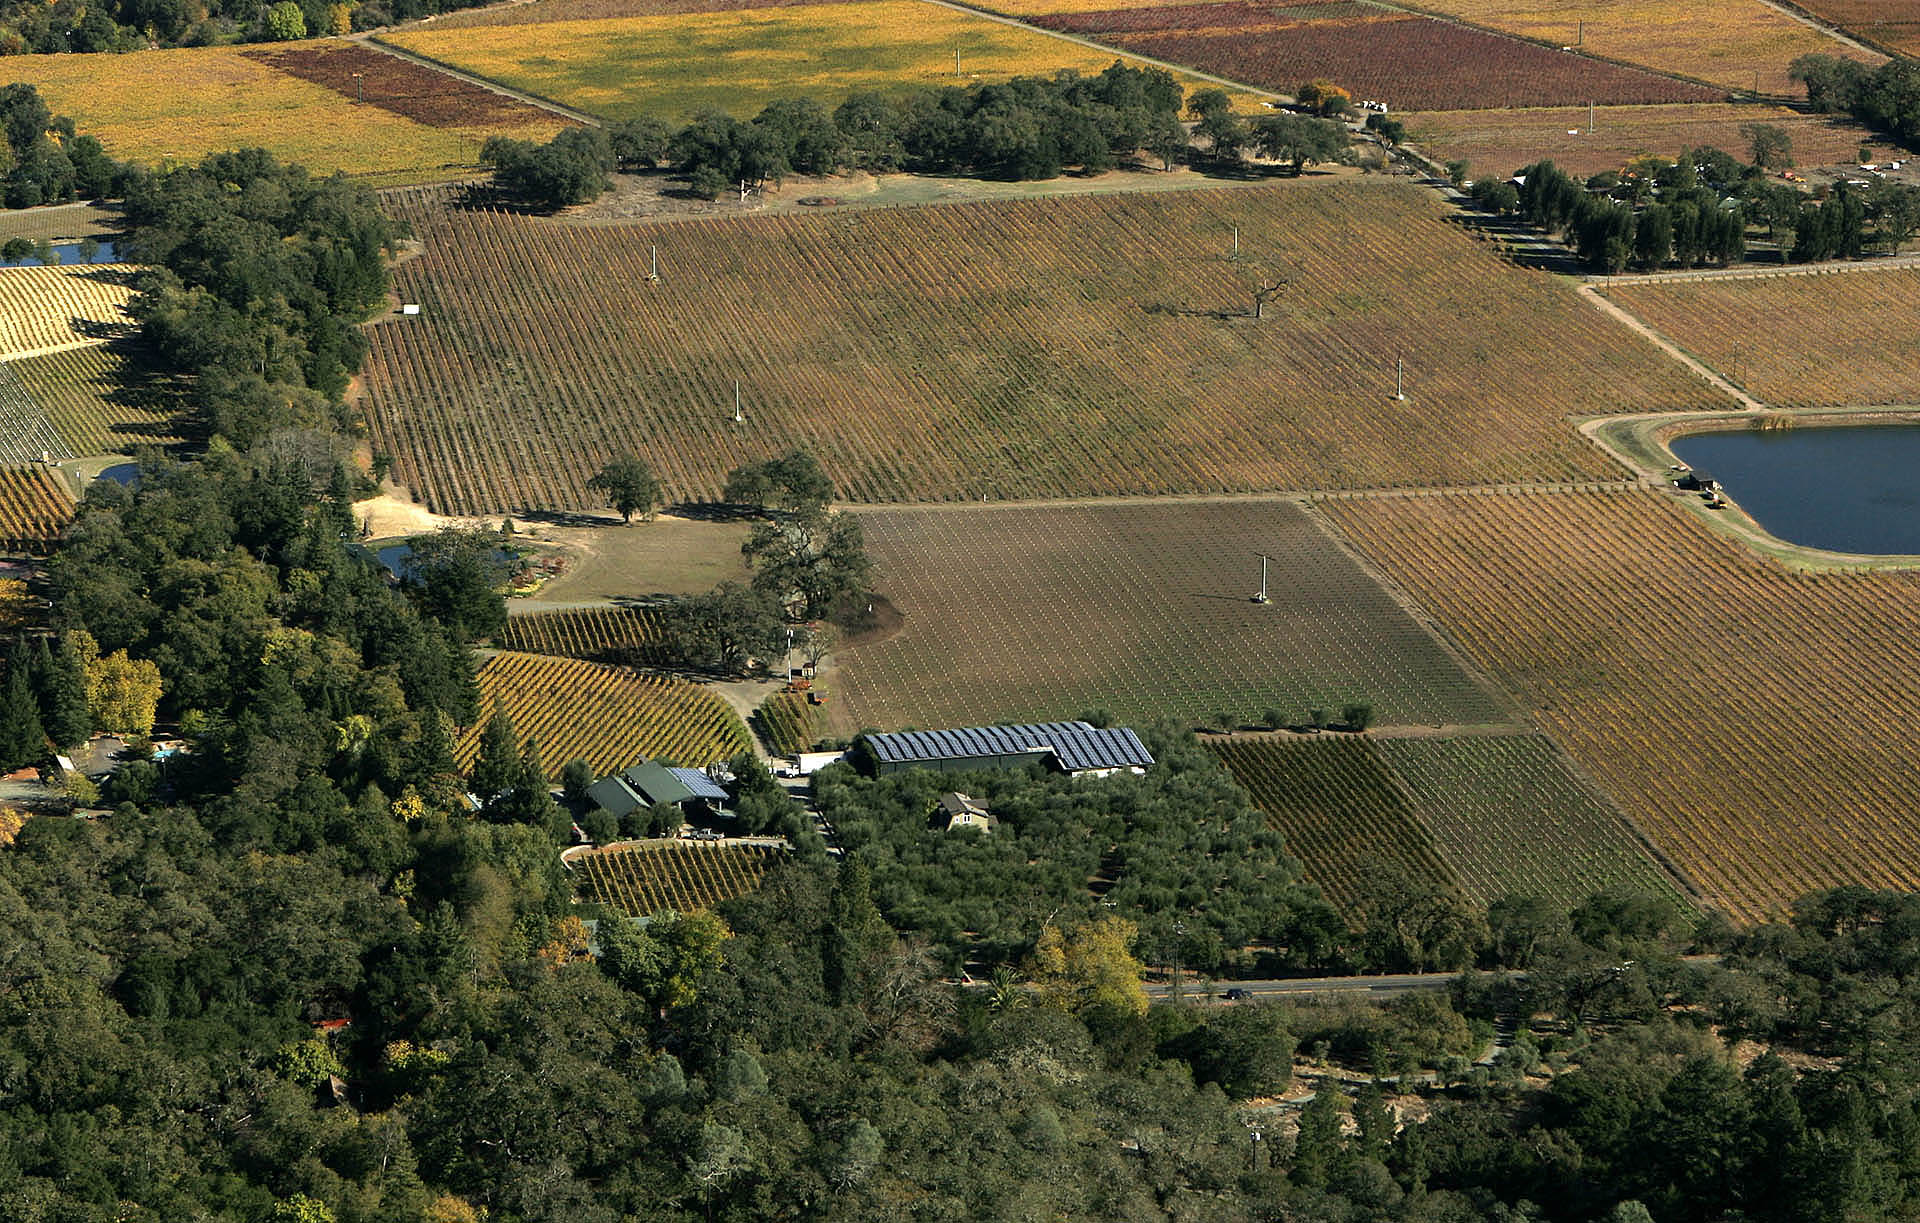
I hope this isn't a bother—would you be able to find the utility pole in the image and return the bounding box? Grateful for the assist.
[1252,553,1271,604]
[1231,224,1240,260]
[648,244,659,283]
[733,379,744,424]
[1394,356,1407,401]
[1576,19,1583,46]
[956,47,962,76]
[1588,101,1595,135]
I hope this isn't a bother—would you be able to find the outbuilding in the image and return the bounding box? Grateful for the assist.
[859,721,1155,779]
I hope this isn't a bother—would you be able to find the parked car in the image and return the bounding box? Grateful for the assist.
[1223,988,1253,1001]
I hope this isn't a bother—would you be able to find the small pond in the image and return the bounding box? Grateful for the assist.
[376,543,516,580]
[0,239,121,267]
[1670,424,1920,555]
[95,463,140,488]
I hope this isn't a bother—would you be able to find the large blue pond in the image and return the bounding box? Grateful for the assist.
[1670,424,1920,555]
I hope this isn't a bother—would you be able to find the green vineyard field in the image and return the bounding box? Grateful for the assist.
[1210,732,1684,917]
[1379,735,1686,908]
[753,691,817,757]
[1209,735,1457,916]
[1324,488,1920,921]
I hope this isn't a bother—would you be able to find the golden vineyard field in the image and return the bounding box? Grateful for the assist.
[457,651,750,775]
[496,606,668,666]
[1604,268,1920,408]
[0,267,135,361]
[1322,488,1920,921]
[9,343,183,457]
[1404,0,1881,94]
[0,467,74,553]
[573,840,784,916]
[364,178,1721,513]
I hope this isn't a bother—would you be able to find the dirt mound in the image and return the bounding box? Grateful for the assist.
[837,593,903,648]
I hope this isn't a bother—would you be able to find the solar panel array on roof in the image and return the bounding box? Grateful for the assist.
[865,722,1154,772]
[667,767,729,802]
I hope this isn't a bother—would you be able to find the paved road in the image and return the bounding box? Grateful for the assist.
[1151,972,1459,1001]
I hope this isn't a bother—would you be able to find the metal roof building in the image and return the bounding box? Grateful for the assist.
[588,760,730,819]
[862,722,1154,777]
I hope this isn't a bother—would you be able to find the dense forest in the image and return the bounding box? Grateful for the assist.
[7,147,1920,1222]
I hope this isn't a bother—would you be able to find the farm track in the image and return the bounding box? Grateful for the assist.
[915,0,1288,101]
[354,33,605,126]
[1576,285,1767,412]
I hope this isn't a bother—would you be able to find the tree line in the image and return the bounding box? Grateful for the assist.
[0,83,131,210]
[0,0,491,53]
[482,64,1354,210]
[1468,142,1920,274]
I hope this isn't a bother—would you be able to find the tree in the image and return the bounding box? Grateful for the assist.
[1291,1086,1345,1187]
[1188,89,1247,165]
[1741,122,1793,172]
[608,116,673,170]
[86,647,160,738]
[0,660,45,771]
[263,0,305,39]
[743,511,873,622]
[469,702,519,803]
[586,454,662,524]
[1145,108,1189,171]
[482,128,614,210]
[1254,114,1348,175]
[1026,915,1148,1017]
[405,528,513,640]
[723,450,834,519]
[663,582,785,674]
[39,632,91,749]
[1341,701,1375,731]
[1295,79,1352,117]
[1365,112,1406,147]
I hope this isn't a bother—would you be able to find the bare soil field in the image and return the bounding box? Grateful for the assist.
[1322,487,1920,922]
[828,498,1512,733]
[362,178,1719,514]
[1603,267,1920,408]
